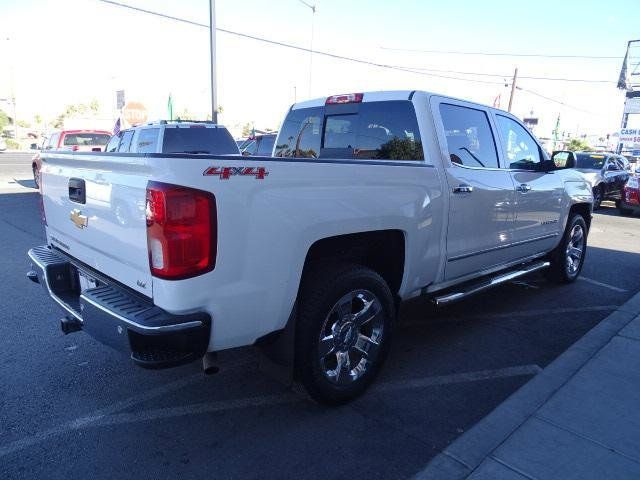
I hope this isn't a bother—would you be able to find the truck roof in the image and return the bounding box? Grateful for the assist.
[290,89,499,114]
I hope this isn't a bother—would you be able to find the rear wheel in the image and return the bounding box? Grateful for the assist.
[618,202,633,216]
[546,214,588,283]
[296,263,395,405]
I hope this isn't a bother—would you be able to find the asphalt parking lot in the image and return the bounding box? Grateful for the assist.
[1,152,639,480]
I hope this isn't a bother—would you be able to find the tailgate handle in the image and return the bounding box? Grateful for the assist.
[68,178,86,204]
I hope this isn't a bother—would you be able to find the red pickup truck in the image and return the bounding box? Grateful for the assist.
[32,130,111,187]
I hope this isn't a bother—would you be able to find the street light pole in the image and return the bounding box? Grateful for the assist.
[209,0,218,123]
[297,0,316,98]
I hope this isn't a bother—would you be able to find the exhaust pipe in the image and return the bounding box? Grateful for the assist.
[26,270,40,284]
[60,316,82,335]
[202,351,219,375]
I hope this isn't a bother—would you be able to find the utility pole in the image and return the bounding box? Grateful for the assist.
[209,0,218,123]
[508,67,518,113]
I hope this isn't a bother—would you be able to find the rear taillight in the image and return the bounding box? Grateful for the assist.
[145,182,217,280]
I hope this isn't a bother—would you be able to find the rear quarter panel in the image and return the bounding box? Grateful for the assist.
[146,155,444,350]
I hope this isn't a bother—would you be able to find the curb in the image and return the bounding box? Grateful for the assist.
[414,289,640,480]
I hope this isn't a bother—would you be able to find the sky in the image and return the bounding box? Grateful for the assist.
[0,0,638,138]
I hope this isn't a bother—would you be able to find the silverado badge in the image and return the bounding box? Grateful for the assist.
[70,209,88,229]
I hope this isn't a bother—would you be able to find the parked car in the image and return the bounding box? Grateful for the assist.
[28,90,592,405]
[619,172,640,216]
[552,151,630,209]
[105,120,240,155]
[32,130,111,187]
[239,133,277,156]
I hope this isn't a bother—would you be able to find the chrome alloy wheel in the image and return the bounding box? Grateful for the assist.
[565,224,585,275]
[318,290,384,385]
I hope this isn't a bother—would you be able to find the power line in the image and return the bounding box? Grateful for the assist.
[516,86,598,115]
[96,0,604,114]
[398,66,616,84]
[380,46,624,60]
[96,0,505,86]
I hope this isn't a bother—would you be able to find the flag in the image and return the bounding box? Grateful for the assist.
[493,94,501,108]
[167,93,173,120]
[113,117,121,135]
[618,44,630,90]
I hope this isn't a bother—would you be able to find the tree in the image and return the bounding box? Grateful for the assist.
[566,138,592,152]
[176,108,198,121]
[17,119,31,128]
[52,99,101,128]
[0,109,9,131]
[241,122,254,137]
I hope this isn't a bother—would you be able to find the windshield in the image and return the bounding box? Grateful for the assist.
[162,127,240,155]
[63,133,110,146]
[575,153,607,170]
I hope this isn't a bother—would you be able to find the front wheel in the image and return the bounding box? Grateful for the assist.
[33,166,40,189]
[546,214,588,283]
[295,263,395,405]
[592,186,603,210]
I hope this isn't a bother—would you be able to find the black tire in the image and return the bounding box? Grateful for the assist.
[33,166,39,189]
[546,214,588,284]
[295,263,395,405]
[619,203,633,216]
[592,186,602,210]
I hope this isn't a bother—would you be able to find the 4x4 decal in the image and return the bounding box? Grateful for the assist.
[203,166,269,180]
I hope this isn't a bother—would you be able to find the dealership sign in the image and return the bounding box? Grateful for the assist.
[624,97,640,114]
[619,128,640,146]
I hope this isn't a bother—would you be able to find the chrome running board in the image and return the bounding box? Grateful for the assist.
[433,261,550,306]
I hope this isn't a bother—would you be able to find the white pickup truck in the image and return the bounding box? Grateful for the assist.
[28,91,592,404]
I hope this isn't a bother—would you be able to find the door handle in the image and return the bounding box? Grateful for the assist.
[516,183,532,193]
[453,184,474,194]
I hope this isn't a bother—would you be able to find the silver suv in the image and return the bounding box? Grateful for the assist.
[105,120,241,155]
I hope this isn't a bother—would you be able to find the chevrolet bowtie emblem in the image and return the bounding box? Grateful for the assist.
[70,209,88,229]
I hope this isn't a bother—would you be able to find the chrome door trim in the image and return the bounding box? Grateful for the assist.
[447,232,559,262]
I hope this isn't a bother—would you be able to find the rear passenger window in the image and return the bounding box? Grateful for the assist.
[136,128,159,153]
[117,130,134,153]
[439,104,499,169]
[323,101,423,160]
[274,107,323,158]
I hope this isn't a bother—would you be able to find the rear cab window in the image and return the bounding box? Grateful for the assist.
[161,126,239,155]
[274,100,423,161]
[62,133,111,146]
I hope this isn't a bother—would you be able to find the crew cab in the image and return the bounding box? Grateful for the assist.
[28,91,592,404]
[32,130,111,187]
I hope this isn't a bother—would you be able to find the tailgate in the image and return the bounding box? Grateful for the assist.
[41,152,152,296]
